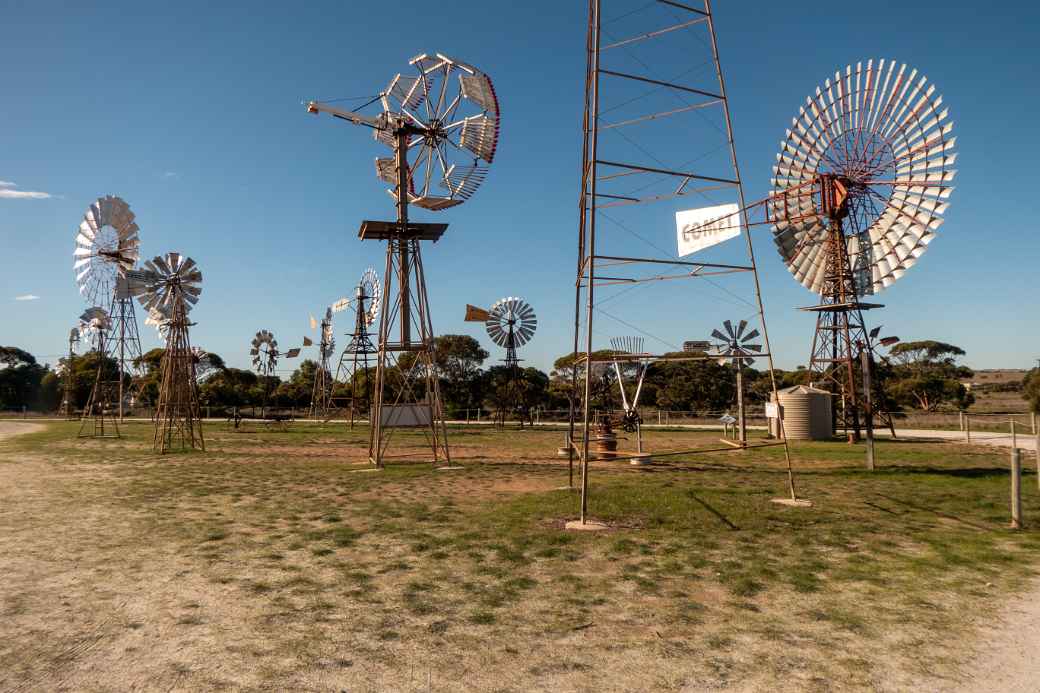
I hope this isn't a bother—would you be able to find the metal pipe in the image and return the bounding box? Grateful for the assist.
[1011,447,1022,530]
[705,0,799,500]
[579,0,603,525]
[862,347,876,471]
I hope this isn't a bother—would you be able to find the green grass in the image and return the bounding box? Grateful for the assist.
[4,420,1040,690]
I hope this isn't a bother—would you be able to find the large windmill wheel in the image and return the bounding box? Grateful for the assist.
[251,330,278,376]
[770,59,955,296]
[486,297,537,350]
[74,196,141,305]
[137,253,203,315]
[372,54,499,210]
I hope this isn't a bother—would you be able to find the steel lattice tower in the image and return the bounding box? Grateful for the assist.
[154,300,205,453]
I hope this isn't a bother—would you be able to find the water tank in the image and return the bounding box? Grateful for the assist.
[770,385,833,440]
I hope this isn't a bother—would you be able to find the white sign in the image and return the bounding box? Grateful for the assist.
[765,402,780,419]
[676,203,741,257]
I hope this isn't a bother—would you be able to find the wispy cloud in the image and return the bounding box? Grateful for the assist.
[14,294,40,301]
[162,171,179,179]
[0,180,52,199]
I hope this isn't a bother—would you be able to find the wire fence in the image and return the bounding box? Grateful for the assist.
[2,406,1037,438]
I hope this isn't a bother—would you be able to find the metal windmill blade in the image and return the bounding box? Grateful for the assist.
[145,305,174,338]
[485,296,537,348]
[712,319,762,367]
[360,268,381,326]
[610,336,645,355]
[306,53,500,211]
[74,196,141,305]
[769,59,955,297]
[79,306,113,336]
[137,253,203,314]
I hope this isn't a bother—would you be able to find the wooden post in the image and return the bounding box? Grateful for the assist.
[1011,419,1017,449]
[959,411,964,431]
[1011,448,1022,530]
[861,348,876,471]
[736,364,746,444]
[1036,425,1040,490]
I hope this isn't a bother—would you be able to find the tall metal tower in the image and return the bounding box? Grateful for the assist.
[309,307,336,420]
[73,196,145,420]
[139,253,206,453]
[77,308,120,439]
[333,270,380,427]
[569,0,801,524]
[61,326,80,420]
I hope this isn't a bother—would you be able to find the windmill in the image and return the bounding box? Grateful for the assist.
[711,320,762,444]
[73,196,148,419]
[61,327,80,419]
[332,268,381,427]
[77,307,120,438]
[609,336,653,460]
[307,53,499,467]
[138,252,205,453]
[769,59,955,439]
[308,307,335,419]
[466,297,538,425]
[250,330,301,417]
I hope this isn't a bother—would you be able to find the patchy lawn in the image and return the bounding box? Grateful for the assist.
[1,421,1038,691]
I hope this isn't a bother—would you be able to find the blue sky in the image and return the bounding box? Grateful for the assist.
[2,0,1037,375]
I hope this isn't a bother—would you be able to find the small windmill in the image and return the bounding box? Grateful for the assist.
[73,196,148,419]
[77,307,120,439]
[333,268,381,427]
[61,326,80,419]
[712,320,762,444]
[250,330,301,416]
[309,307,336,420]
[138,252,205,453]
[306,53,499,467]
[610,336,651,432]
[465,297,538,425]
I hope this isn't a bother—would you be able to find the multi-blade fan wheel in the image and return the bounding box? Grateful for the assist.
[485,297,537,348]
[250,330,278,374]
[137,253,203,316]
[711,320,762,367]
[73,196,141,305]
[770,59,955,297]
[374,53,499,211]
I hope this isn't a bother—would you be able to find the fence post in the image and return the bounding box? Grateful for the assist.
[1011,448,1022,529]
[658,409,662,425]
[959,411,964,431]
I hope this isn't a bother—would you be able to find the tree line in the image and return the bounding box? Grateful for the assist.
[1,338,1025,416]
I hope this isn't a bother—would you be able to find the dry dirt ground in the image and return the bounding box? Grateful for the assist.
[3,421,1040,692]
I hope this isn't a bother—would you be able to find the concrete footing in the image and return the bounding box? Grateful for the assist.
[770,497,813,507]
[565,520,610,531]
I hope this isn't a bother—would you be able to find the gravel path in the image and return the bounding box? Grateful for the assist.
[0,421,43,441]
[947,575,1040,692]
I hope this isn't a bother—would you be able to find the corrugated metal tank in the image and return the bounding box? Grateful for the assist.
[770,385,833,440]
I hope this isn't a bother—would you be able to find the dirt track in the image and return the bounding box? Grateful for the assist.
[0,422,42,441]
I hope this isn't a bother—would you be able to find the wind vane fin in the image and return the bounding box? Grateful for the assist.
[465,304,490,322]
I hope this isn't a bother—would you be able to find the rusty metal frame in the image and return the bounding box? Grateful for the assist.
[568,0,803,525]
